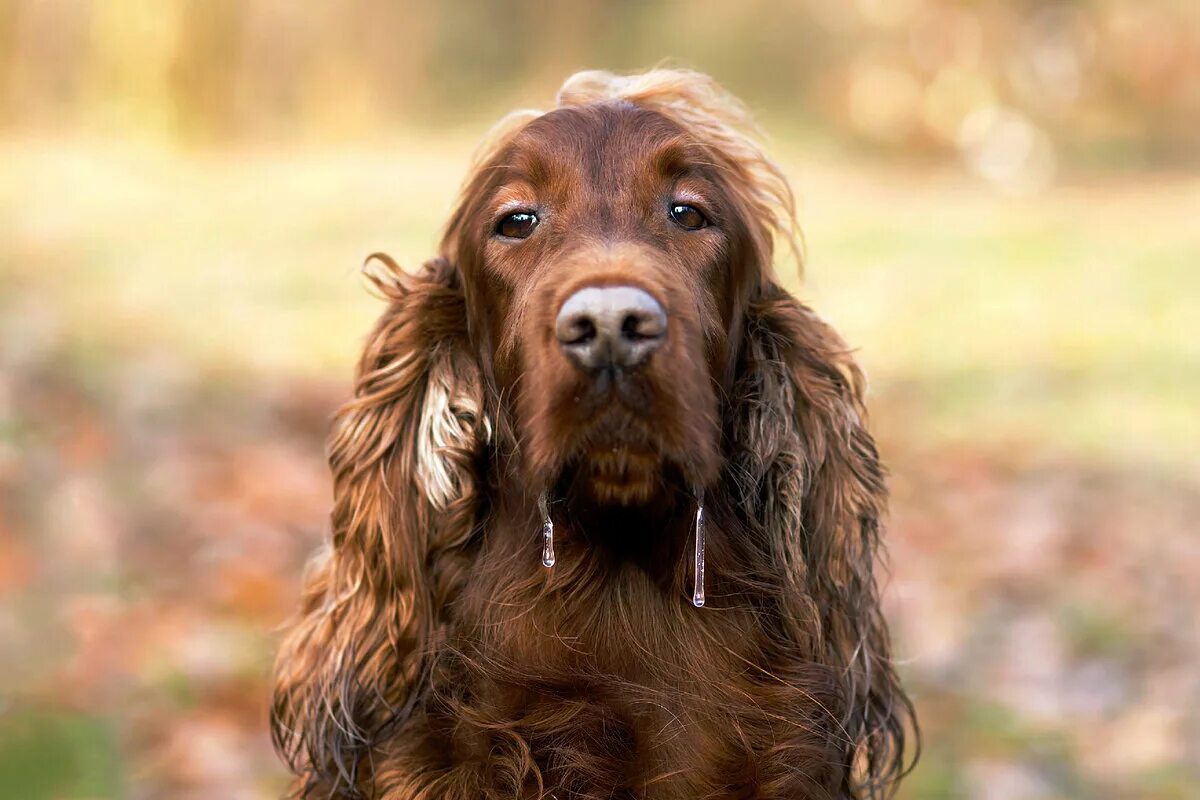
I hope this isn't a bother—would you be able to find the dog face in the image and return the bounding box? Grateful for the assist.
[448,102,768,507]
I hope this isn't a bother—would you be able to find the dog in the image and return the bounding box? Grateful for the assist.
[272,69,915,799]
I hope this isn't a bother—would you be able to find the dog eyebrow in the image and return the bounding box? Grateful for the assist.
[648,136,705,174]
[670,182,713,205]
[489,187,540,217]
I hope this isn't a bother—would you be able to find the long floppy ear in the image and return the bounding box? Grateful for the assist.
[730,281,916,798]
[271,255,485,797]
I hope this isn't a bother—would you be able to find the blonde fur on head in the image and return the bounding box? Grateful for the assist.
[557,69,799,268]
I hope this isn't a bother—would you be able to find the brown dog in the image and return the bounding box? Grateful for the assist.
[272,69,915,799]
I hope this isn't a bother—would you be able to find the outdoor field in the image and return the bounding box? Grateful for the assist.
[3,138,1197,798]
[1,2,1198,798]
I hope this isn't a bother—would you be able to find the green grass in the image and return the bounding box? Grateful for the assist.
[794,167,1200,468]
[0,711,124,799]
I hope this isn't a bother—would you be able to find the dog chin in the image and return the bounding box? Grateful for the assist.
[584,443,662,505]
[554,442,669,507]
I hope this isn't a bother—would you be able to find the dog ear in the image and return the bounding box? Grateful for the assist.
[271,255,485,796]
[729,280,915,797]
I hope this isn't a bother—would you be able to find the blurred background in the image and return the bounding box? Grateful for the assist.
[1,1,1197,797]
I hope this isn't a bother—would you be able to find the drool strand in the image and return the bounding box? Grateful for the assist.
[538,491,555,568]
[692,491,706,608]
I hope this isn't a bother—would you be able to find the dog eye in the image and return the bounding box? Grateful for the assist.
[495,211,539,239]
[669,203,708,231]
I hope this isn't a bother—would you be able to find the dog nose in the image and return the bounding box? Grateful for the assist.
[555,286,667,371]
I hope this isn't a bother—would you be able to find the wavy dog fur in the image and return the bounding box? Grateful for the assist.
[272,69,916,799]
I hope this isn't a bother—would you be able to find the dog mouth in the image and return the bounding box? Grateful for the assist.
[527,343,719,506]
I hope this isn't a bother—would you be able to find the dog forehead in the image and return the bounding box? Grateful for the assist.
[509,102,692,186]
